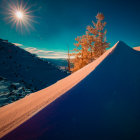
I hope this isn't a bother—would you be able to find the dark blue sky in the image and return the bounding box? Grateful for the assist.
[0,0,140,58]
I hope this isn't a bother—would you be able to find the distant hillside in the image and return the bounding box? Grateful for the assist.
[0,38,68,106]
[45,58,68,67]
[42,58,68,71]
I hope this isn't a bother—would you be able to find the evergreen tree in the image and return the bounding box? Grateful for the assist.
[71,13,109,72]
[71,35,91,72]
[86,13,110,58]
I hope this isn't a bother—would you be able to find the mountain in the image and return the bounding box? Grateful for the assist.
[0,38,68,107]
[1,41,140,139]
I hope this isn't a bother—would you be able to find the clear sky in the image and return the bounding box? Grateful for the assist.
[0,0,140,58]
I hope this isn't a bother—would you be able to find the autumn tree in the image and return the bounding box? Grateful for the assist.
[70,35,91,72]
[71,13,109,72]
[87,13,110,58]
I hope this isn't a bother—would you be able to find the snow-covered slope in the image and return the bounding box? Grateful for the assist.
[0,39,68,106]
[0,76,31,107]
[134,46,140,51]
[1,41,140,139]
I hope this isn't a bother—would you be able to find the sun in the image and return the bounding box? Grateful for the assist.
[6,1,35,32]
[16,11,24,19]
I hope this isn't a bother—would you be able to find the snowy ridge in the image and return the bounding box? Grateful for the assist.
[1,41,140,139]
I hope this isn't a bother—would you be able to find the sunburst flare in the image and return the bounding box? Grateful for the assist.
[6,1,35,32]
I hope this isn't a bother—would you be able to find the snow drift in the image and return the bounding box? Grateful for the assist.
[1,41,140,139]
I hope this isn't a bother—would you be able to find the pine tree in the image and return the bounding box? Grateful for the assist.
[71,13,110,72]
[71,35,91,72]
[86,13,110,58]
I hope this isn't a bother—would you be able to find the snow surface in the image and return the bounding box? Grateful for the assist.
[1,41,140,139]
[134,46,140,51]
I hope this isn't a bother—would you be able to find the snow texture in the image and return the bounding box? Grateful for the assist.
[0,77,31,107]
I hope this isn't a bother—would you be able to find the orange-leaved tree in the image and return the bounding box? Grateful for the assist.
[71,13,110,72]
